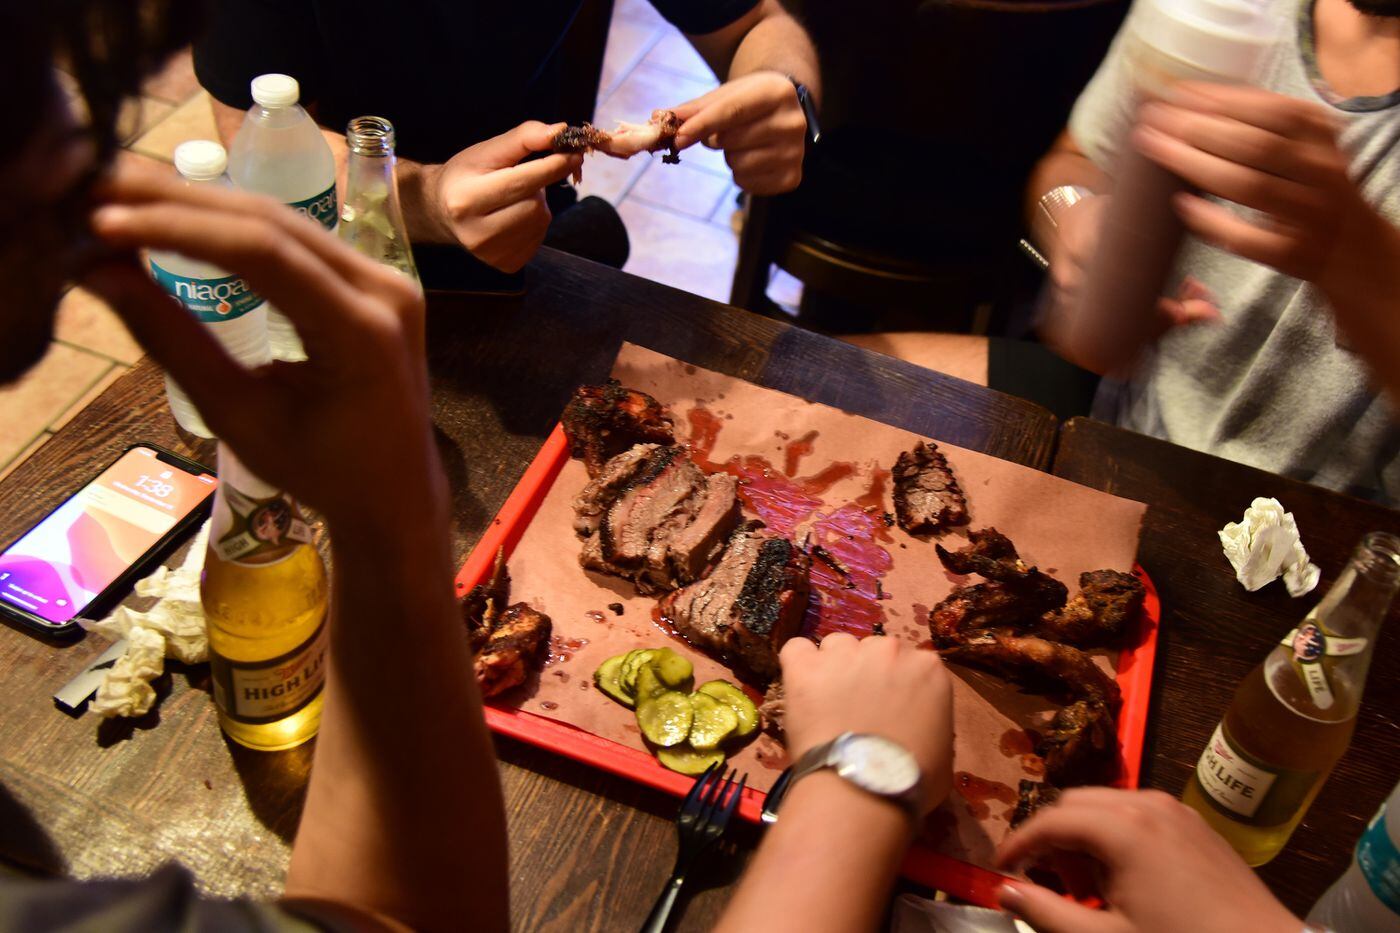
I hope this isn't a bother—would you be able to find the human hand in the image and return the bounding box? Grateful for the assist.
[427,121,581,272]
[1135,82,1375,292]
[995,787,1300,933]
[81,159,441,532]
[672,71,806,195]
[779,633,953,812]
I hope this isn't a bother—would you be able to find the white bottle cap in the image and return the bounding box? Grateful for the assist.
[1133,0,1281,82]
[250,73,300,109]
[173,140,228,181]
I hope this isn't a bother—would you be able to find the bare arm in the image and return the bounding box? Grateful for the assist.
[1319,209,1400,405]
[686,0,820,101]
[1023,129,1109,251]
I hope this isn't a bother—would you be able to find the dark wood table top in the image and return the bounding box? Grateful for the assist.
[1054,416,1400,916]
[0,248,1060,930]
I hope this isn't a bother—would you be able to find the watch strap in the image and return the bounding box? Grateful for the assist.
[773,732,923,824]
[1037,184,1094,232]
[787,75,821,146]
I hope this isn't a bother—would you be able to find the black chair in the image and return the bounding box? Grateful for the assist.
[730,0,1129,334]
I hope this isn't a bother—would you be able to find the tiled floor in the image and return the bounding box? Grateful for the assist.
[0,7,757,480]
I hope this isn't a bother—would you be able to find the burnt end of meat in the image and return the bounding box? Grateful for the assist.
[551,123,607,153]
[935,527,1027,581]
[731,539,810,681]
[928,574,1069,646]
[893,441,969,535]
[1012,780,1062,828]
[562,381,675,477]
[462,548,510,652]
[475,603,553,699]
[1039,698,1118,786]
[662,526,810,683]
[1033,569,1146,647]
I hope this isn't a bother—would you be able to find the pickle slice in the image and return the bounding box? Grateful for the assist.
[620,649,659,696]
[697,680,759,738]
[657,744,727,776]
[636,691,693,747]
[593,654,633,707]
[651,648,694,690]
[688,692,739,750]
[633,662,667,703]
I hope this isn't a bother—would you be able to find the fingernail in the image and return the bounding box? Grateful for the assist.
[996,881,1025,910]
[89,204,132,229]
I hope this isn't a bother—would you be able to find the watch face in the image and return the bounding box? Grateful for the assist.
[834,734,919,797]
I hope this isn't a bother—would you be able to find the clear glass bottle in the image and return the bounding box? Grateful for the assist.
[202,444,329,751]
[1182,532,1400,865]
[339,115,419,281]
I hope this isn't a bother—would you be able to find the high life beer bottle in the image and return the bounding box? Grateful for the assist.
[339,116,419,282]
[202,444,329,751]
[1183,532,1400,865]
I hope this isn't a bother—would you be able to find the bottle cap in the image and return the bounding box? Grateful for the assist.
[250,73,300,109]
[1133,0,1281,82]
[173,140,228,181]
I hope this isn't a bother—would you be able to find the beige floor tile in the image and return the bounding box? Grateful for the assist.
[597,62,715,129]
[142,48,200,105]
[709,182,741,224]
[599,17,664,100]
[0,344,110,467]
[129,91,218,163]
[618,200,738,304]
[572,152,648,204]
[628,159,731,219]
[641,31,715,83]
[50,363,124,432]
[0,432,52,484]
[54,287,143,365]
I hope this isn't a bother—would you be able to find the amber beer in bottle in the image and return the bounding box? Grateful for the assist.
[1183,532,1400,865]
[202,444,329,750]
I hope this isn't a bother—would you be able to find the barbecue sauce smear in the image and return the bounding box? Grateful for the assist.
[686,405,892,639]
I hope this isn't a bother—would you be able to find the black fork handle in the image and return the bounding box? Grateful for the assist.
[640,869,686,933]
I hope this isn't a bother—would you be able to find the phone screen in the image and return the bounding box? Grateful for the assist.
[0,446,217,625]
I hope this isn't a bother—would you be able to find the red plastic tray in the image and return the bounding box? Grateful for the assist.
[456,424,1162,907]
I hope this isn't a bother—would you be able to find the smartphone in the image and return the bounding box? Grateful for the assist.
[0,444,217,637]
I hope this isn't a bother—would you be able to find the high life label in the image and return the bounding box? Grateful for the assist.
[213,485,313,565]
[1281,620,1366,710]
[211,621,328,724]
[1195,723,1278,819]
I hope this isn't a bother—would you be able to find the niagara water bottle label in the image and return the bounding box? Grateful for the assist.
[210,622,327,723]
[289,182,339,232]
[1281,621,1367,709]
[1196,723,1279,818]
[1358,803,1400,914]
[150,261,265,322]
[214,486,313,564]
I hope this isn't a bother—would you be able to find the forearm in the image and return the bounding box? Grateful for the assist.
[1320,209,1400,404]
[698,0,821,102]
[286,478,509,930]
[716,773,912,933]
[1024,130,1107,246]
[210,97,452,244]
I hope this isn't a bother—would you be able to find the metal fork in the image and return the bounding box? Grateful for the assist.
[640,765,748,933]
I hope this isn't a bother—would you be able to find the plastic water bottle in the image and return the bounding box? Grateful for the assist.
[228,74,338,362]
[1308,780,1400,931]
[1068,0,1280,369]
[149,141,271,439]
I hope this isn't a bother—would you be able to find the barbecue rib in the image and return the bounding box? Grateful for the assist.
[573,444,741,595]
[1011,780,1061,828]
[475,603,553,699]
[562,381,675,478]
[462,547,510,652]
[660,524,811,682]
[893,441,969,535]
[1032,569,1145,647]
[551,109,682,165]
[939,629,1121,709]
[929,576,1069,646]
[1039,697,1118,786]
[935,527,1021,580]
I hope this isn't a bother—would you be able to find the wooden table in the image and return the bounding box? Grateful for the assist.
[0,249,1059,929]
[1055,417,1400,915]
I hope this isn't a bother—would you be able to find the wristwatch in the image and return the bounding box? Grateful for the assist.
[787,75,821,146]
[1036,184,1094,233]
[776,732,924,822]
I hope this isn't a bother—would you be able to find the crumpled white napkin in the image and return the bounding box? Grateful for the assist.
[1219,497,1321,597]
[89,522,210,718]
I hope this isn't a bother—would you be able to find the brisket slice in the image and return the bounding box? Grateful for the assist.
[660,525,811,682]
[575,444,740,595]
[893,441,969,535]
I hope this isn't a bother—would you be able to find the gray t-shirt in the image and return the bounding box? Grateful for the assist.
[1071,0,1400,504]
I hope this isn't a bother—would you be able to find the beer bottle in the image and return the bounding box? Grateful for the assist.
[339,115,419,282]
[202,444,329,751]
[1183,531,1400,865]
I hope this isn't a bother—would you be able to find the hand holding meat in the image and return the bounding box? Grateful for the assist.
[671,72,807,195]
[779,633,953,814]
[996,788,1300,933]
[425,121,581,272]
